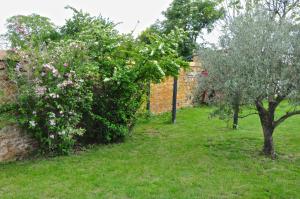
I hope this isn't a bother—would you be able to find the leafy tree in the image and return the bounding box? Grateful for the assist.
[5,14,59,50]
[199,11,300,158]
[160,0,224,58]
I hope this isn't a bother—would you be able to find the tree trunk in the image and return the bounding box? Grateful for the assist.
[262,126,275,158]
[172,77,178,124]
[233,103,239,129]
[232,94,240,129]
[146,81,151,115]
[256,101,276,159]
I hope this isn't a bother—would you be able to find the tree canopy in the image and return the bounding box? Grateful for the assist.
[156,0,224,59]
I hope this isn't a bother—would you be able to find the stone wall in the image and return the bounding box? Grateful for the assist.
[0,125,36,162]
[149,61,203,114]
[0,51,36,162]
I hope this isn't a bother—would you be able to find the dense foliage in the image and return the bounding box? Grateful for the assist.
[12,46,93,155]
[199,10,300,158]
[151,0,223,59]
[3,7,188,155]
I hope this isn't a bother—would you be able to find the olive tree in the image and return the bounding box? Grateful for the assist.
[200,11,300,158]
[199,47,250,129]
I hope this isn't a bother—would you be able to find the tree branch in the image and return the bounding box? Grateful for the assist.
[255,99,267,114]
[283,0,300,18]
[274,110,300,127]
[238,112,258,119]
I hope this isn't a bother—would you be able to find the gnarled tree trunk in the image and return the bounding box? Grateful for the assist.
[256,101,276,158]
[262,125,275,158]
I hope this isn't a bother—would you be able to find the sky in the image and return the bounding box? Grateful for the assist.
[0,0,221,47]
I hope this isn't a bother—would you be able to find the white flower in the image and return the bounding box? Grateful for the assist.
[49,93,59,99]
[58,131,66,136]
[49,112,55,118]
[49,120,56,126]
[157,66,165,76]
[29,121,36,127]
[32,111,37,115]
[68,111,75,115]
[49,134,55,139]
[103,77,111,82]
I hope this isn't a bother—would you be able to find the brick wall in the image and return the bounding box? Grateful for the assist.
[149,61,202,114]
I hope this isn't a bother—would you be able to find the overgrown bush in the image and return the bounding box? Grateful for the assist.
[7,41,93,155]
[3,7,188,155]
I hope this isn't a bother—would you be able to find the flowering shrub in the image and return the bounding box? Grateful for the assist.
[10,46,92,155]
[3,7,188,155]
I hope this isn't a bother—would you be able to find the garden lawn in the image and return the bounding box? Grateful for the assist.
[0,107,299,199]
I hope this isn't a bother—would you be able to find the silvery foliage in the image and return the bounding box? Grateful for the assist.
[199,10,300,111]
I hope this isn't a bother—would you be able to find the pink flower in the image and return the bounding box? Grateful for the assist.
[63,63,68,67]
[57,80,73,89]
[43,63,60,77]
[35,86,47,96]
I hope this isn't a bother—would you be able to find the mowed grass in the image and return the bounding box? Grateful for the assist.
[0,106,299,199]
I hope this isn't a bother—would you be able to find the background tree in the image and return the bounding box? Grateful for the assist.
[5,14,59,50]
[199,11,300,158]
[149,0,223,122]
[161,0,224,59]
[221,0,300,21]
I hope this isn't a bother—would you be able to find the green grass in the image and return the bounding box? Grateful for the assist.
[0,107,299,198]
